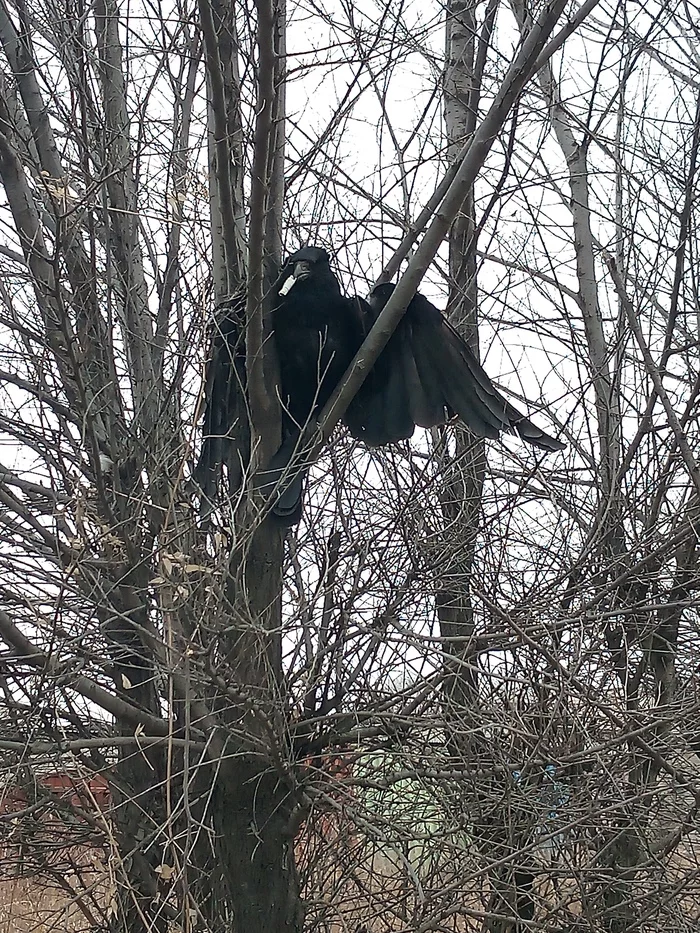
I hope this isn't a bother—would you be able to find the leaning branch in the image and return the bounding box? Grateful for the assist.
[320,0,570,439]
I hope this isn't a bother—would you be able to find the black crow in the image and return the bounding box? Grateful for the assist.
[198,246,564,524]
[257,246,368,521]
[273,246,366,430]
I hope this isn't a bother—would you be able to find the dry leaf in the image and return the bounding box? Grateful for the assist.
[156,863,175,881]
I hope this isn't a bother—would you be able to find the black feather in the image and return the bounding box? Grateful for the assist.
[195,295,249,515]
[369,284,565,453]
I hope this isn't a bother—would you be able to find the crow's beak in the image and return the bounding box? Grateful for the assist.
[278,259,314,297]
[293,260,313,280]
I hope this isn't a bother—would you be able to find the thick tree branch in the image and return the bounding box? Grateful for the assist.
[246,0,280,464]
[199,0,246,291]
[94,0,156,432]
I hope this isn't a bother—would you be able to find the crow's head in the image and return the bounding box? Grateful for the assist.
[278,246,334,296]
[368,282,396,311]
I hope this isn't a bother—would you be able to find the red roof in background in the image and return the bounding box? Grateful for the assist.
[0,773,111,813]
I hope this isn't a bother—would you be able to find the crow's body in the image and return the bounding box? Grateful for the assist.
[197,246,564,523]
[273,250,365,429]
[258,248,368,521]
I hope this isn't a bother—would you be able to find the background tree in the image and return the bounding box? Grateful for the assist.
[2,0,700,931]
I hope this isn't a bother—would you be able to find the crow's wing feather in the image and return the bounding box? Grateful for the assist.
[502,402,566,451]
[405,316,451,428]
[409,313,500,438]
[364,285,565,452]
[195,298,249,509]
[408,295,512,424]
[409,298,565,451]
[343,297,386,444]
[437,315,565,450]
[400,319,448,428]
[346,357,413,445]
[345,297,416,445]
[376,333,415,444]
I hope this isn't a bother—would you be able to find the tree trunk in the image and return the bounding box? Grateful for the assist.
[199,0,299,925]
[443,4,541,928]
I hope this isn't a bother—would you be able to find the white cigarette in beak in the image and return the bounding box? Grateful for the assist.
[278,274,296,296]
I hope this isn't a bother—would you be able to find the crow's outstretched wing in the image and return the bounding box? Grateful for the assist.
[409,292,564,450]
[195,296,249,512]
[345,284,565,452]
[344,294,443,446]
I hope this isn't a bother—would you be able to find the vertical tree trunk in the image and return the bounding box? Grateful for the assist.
[199,0,299,926]
[441,0,484,738]
[443,4,538,928]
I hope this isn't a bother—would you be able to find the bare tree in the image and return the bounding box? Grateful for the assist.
[3,0,700,931]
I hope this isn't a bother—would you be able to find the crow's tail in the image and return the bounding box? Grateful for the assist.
[255,431,307,526]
